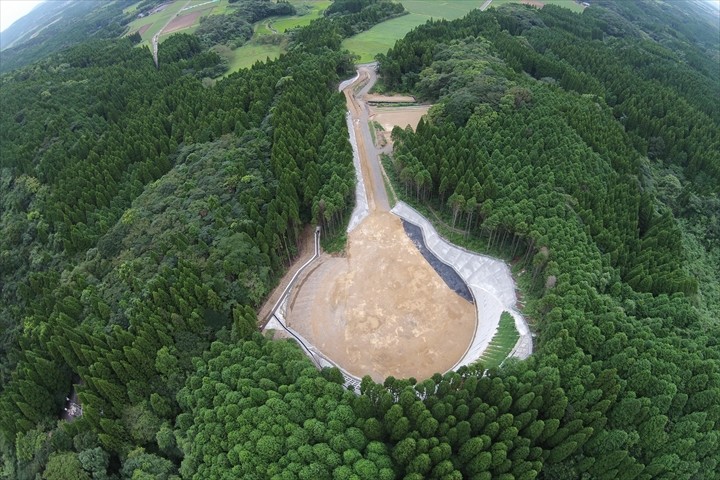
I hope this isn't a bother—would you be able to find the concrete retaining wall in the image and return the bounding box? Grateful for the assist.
[391,202,533,366]
[345,113,369,233]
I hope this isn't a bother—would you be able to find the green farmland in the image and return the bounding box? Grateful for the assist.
[270,0,331,32]
[221,43,285,74]
[342,0,585,63]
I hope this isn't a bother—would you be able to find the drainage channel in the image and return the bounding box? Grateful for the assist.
[402,220,474,303]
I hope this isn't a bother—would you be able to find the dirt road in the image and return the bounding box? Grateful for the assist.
[286,65,475,382]
[343,64,390,212]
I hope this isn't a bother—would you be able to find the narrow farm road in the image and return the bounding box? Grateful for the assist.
[152,0,191,67]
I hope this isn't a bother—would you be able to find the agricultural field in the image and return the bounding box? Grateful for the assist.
[125,0,233,46]
[221,0,329,74]
[342,0,483,63]
[219,42,285,74]
[342,0,585,62]
[270,0,331,32]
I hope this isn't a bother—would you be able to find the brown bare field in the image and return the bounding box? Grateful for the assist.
[136,24,152,36]
[370,105,431,133]
[286,212,475,382]
[163,11,202,34]
[367,93,416,103]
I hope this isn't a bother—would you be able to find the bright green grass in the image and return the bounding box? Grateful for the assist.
[342,0,584,62]
[255,21,275,36]
[489,0,586,13]
[342,0,482,63]
[271,0,330,32]
[222,43,285,74]
[478,311,521,369]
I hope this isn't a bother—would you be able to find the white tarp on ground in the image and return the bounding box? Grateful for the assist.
[391,201,533,367]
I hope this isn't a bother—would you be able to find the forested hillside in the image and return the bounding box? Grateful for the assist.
[1,0,719,479]
[0,0,138,74]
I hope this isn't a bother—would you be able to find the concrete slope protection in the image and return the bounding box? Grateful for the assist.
[392,202,533,367]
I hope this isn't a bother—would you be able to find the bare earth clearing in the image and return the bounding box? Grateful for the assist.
[163,11,202,34]
[366,94,417,103]
[136,24,152,36]
[286,65,475,382]
[371,105,431,139]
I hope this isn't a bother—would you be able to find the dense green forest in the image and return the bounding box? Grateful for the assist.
[195,1,296,49]
[1,0,719,479]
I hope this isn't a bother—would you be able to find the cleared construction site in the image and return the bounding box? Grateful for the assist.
[265,64,531,384]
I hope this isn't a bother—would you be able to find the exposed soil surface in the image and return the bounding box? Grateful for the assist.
[163,10,202,34]
[287,213,475,381]
[371,105,431,136]
[367,94,416,103]
[136,24,152,36]
[286,65,475,382]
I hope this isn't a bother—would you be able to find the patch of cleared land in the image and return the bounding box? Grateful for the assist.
[135,23,152,36]
[162,10,203,34]
[287,212,475,382]
[285,66,476,382]
[220,43,285,75]
[371,105,430,136]
[342,0,483,63]
[343,0,584,62]
[126,1,187,45]
[126,0,232,46]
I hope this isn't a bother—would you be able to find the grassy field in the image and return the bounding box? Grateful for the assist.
[478,311,521,369]
[342,0,482,63]
[219,0,329,75]
[221,43,285,74]
[271,0,331,32]
[342,0,584,62]
[126,0,234,46]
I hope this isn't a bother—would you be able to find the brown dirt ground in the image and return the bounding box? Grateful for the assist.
[367,94,416,103]
[163,11,202,34]
[371,104,430,146]
[286,212,475,382]
[136,24,152,36]
[371,105,431,133]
